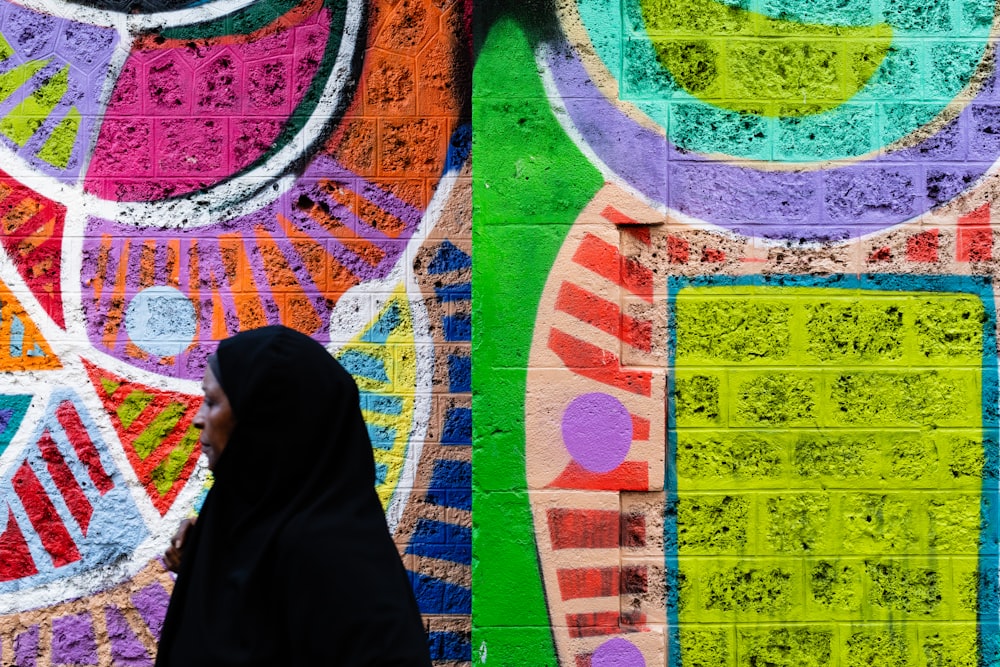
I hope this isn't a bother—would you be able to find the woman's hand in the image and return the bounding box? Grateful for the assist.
[164,518,195,573]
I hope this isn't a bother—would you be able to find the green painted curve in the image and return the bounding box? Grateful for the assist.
[472,14,602,666]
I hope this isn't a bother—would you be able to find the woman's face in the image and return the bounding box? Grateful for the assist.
[194,366,236,470]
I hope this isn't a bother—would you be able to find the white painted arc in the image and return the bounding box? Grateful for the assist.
[0,0,364,227]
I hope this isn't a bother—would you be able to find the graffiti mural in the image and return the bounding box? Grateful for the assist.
[0,0,471,664]
[474,0,1000,665]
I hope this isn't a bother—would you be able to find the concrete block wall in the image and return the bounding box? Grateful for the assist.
[0,0,471,664]
[474,1,1000,666]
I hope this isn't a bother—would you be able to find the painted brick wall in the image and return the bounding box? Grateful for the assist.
[474,1,1000,666]
[0,1,471,665]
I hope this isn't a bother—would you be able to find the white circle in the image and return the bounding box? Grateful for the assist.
[124,286,197,357]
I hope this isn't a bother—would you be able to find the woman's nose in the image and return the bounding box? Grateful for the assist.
[193,405,206,429]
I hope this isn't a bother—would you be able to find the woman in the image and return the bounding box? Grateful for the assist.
[156,325,432,666]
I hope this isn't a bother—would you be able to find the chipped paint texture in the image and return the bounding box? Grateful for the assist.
[0,0,471,664]
[474,2,1000,666]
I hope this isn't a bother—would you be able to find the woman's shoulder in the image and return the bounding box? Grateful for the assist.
[273,508,396,566]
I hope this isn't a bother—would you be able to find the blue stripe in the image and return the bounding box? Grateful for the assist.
[361,302,402,345]
[447,355,471,393]
[360,391,404,416]
[441,407,471,446]
[443,314,471,342]
[428,631,472,662]
[434,283,471,302]
[406,519,471,565]
[366,424,396,451]
[10,314,23,358]
[428,240,471,274]
[339,350,389,383]
[443,123,471,174]
[408,571,470,614]
[427,460,471,511]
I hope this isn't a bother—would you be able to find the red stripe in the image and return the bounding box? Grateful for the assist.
[56,401,113,494]
[868,246,891,263]
[631,414,649,440]
[0,505,37,581]
[702,248,726,263]
[549,328,651,396]
[957,227,992,262]
[906,229,939,263]
[13,462,80,567]
[555,282,652,353]
[959,203,990,227]
[557,567,619,600]
[622,565,648,594]
[566,611,623,638]
[0,191,35,232]
[957,204,992,262]
[572,234,653,302]
[600,206,651,246]
[548,461,649,491]
[600,205,638,226]
[38,431,93,536]
[621,513,646,548]
[8,201,57,241]
[547,508,620,550]
[624,227,651,244]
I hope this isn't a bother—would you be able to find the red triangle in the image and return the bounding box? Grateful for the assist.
[0,505,38,582]
[83,359,202,516]
[0,171,66,328]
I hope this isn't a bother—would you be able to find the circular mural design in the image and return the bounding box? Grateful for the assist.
[0,0,361,225]
[548,0,1000,239]
[582,0,994,162]
[0,0,467,641]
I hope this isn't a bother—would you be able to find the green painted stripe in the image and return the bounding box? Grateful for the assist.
[1,65,69,147]
[0,33,14,62]
[100,377,121,397]
[151,425,200,496]
[117,390,154,430]
[0,59,49,108]
[472,14,602,664]
[37,105,79,169]
[133,401,186,460]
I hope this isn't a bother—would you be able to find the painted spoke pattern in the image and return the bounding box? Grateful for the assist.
[0,278,59,371]
[0,169,65,328]
[81,154,423,379]
[394,228,472,662]
[335,288,417,511]
[0,6,117,181]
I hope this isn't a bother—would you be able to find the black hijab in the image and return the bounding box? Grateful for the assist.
[155,326,431,666]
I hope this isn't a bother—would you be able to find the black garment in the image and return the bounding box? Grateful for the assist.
[156,326,431,666]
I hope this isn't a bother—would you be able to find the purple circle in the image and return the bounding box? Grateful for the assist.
[561,392,633,473]
[592,638,645,667]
